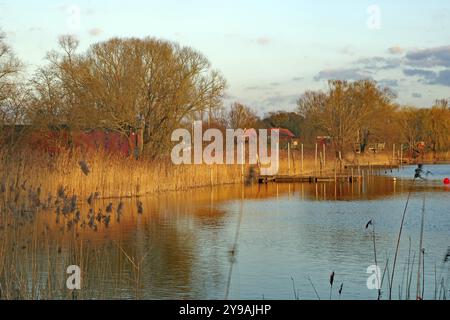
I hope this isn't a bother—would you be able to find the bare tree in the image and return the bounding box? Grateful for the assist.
[423,102,450,158]
[228,102,259,129]
[0,32,23,123]
[397,107,426,150]
[0,31,27,147]
[297,80,395,155]
[29,36,227,158]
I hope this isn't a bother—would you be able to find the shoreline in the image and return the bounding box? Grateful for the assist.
[1,148,449,201]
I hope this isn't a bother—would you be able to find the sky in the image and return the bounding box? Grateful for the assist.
[1,0,450,115]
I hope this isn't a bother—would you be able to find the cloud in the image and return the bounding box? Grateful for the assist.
[378,79,399,88]
[311,44,450,95]
[402,68,450,87]
[388,46,405,55]
[261,94,299,109]
[314,68,372,81]
[405,46,450,68]
[244,85,271,91]
[88,28,103,36]
[256,37,271,46]
[356,56,402,70]
[398,46,450,86]
[412,93,422,98]
[403,68,437,81]
[431,69,450,86]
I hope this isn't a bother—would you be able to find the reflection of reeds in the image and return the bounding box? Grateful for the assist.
[0,179,147,299]
[1,149,449,300]
[114,241,149,299]
[0,199,152,299]
[224,189,244,300]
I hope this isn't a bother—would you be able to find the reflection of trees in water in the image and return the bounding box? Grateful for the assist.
[6,178,446,299]
[25,189,230,299]
[242,177,445,202]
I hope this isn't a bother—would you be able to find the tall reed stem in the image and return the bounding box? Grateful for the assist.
[390,178,416,299]
[416,194,426,300]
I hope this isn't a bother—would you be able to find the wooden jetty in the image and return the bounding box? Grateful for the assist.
[258,174,361,184]
[344,164,399,170]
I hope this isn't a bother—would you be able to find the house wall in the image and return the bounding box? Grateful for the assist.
[23,129,139,157]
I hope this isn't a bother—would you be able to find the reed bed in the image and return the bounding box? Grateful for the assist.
[0,179,168,300]
[0,148,254,201]
[1,147,448,300]
[0,147,401,204]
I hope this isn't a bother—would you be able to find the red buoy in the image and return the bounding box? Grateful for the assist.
[444,178,450,185]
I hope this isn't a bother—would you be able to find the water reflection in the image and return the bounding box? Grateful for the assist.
[6,169,450,300]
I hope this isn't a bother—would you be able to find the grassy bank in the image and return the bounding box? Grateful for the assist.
[0,149,248,201]
[1,147,447,203]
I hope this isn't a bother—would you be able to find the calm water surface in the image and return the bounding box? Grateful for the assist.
[32,165,450,300]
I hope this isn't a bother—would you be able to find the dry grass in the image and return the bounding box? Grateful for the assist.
[0,176,168,300]
[1,144,445,205]
[0,148,251,201]
[1,146,448,300]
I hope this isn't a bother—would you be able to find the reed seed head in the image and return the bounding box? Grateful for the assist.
[79,160,91,176]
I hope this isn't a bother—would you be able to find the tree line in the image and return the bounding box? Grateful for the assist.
[220,86,449,160]
[1,33,226,158]
[1,31,449,159]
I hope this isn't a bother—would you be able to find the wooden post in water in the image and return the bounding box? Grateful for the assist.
[292,147,297,175]
[288,142,291,175]
[315,143,318,175]
[393,144,396,165]
[400,144,404,168]
[301,144,304,175]
[241,141,245,183]
[334,160,337,184]
[319,152,323,176]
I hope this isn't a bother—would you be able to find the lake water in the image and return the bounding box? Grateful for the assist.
[24,165,450,300]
